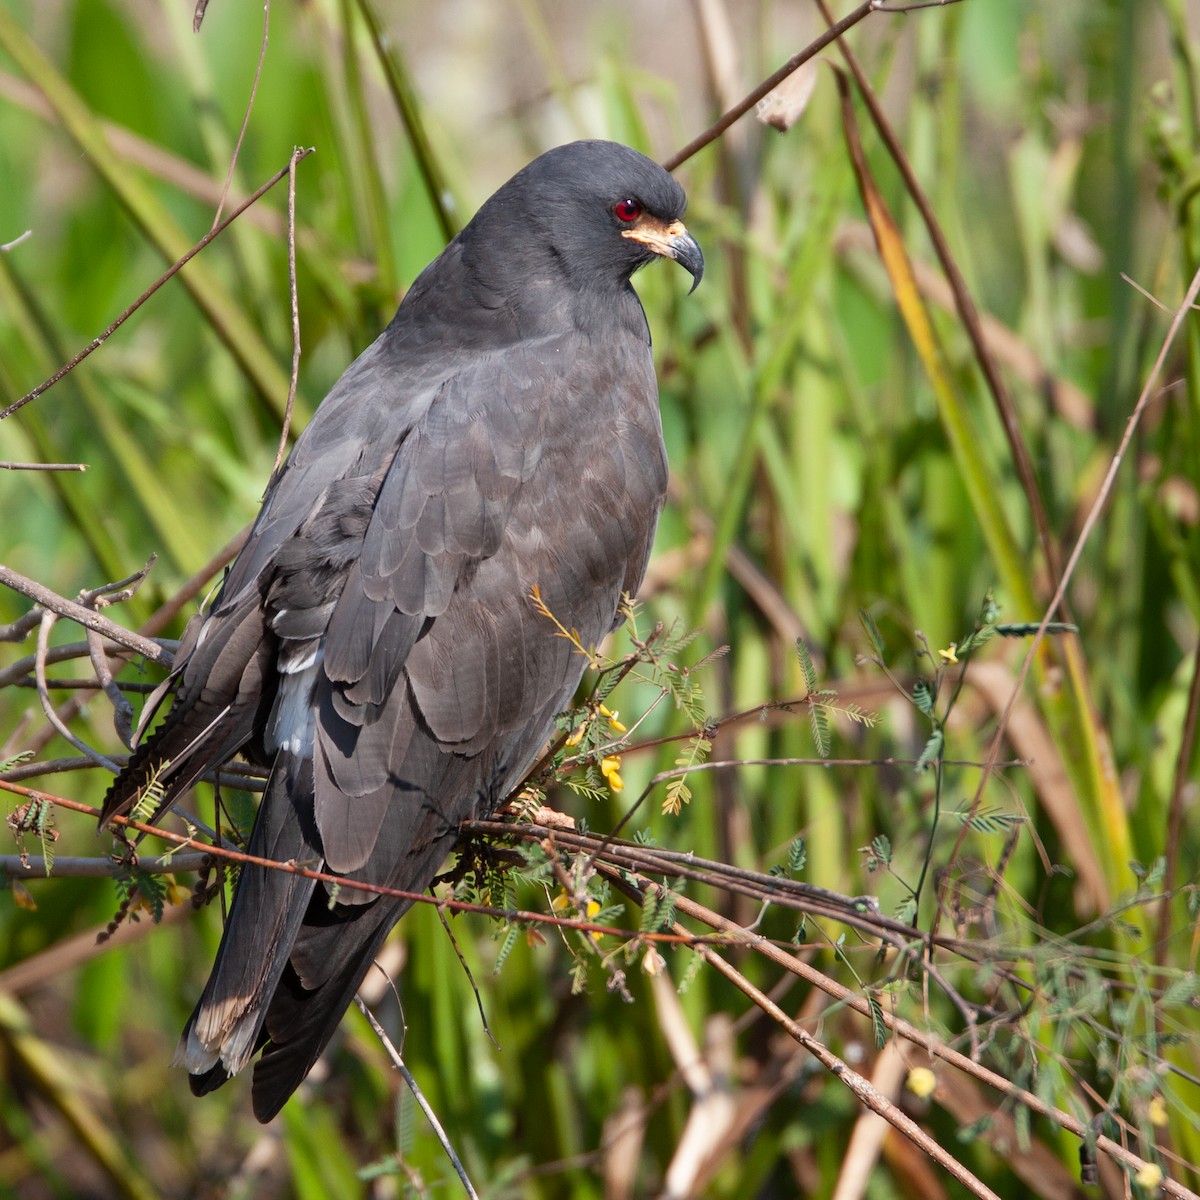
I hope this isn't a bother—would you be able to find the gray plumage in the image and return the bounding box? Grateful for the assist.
[101,139,702,1122]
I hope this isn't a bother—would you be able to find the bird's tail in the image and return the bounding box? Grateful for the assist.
[175,752,321,1084]
[176,749,414,1123]
[248,896,404,1122]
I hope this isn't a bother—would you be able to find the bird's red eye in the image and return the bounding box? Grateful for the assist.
[614,198,642,223]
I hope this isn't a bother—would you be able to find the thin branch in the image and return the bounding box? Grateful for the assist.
[0,853,210,880]
[34,611,119,772]
[434,901,499,1049]
[0,149,313,422]
[1,228,32,251]
[354,997,480,1199]
[3,765,1192,1192]
[137,527,248,639]
[0,565,170,663]
[211,0,269,230]
[649,885,1198,1197]
[604,869,1000,1199]
[663,0,884,171]
[271,145,304,475]
[2,781,714,939]
[79,559,156,750]
[0,753,264,792]
[85,625,134,747]
[0,461,86,471]
[6,676,157,694]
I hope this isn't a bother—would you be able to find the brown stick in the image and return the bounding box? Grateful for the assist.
[0,565,169,663]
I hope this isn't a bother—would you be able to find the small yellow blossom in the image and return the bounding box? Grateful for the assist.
[600,704,627,733]
[552,891,603,941]
[585,898,603,941]
[600,754,624,792]
[1147,1095,1168,1127]
[1134,1162,1163,1192]
[938,643,959,665]
[906,1067,937,1099]
[564,723,586,747]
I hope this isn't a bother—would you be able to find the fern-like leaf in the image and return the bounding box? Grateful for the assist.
[663,734,711,816]
[493,924,520,975]
[954,806,1025,834]
[914,728,943,772]
[787,836,807,876]
[859,608,886,659]
[808,701,830,758]
[795,638,819,693]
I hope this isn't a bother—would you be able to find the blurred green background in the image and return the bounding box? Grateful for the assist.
[1,0,1199,1196]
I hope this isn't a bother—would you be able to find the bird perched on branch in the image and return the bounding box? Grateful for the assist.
[100,139,702,1122]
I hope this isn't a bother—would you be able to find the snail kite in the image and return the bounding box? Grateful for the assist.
[101,140,702,1122]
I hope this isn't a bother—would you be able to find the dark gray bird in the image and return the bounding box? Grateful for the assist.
[100,139,702,1122]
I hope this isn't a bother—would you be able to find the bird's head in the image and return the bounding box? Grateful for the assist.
[463,141,703,311]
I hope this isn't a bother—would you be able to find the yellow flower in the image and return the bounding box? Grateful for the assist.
[600,754,624,792]
[1134,1162,1163,1191]
[938,643,959,665]
[600,704,627,733]
[1147,1095,1168,1127]
[906,1067,937,1099]
[552,892,603,940]
[164,874,190,906]
[564,723,586,747]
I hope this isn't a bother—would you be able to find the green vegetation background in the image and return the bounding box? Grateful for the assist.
[1,1,1198,1197]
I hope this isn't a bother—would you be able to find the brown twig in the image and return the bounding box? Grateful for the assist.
[3,761,1190,1191]
[78,560,156,749]
[137,527,249,639]
[0,565,169,663]
[0,461,86,471]
[211,0,269,230]
[0,780,722,942]
[353,997,481,1199]
[649,886,1197,1197]
[0,852,210,880]
[34,611,119,772]
[7,676,157,694]
[663,0,885,172]
[271,145,304,476]
[0,149,313,422]
[602,867,1001,1199]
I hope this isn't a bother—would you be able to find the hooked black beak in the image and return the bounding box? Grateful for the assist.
[667,223,704,294]
[622,217,704,294]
